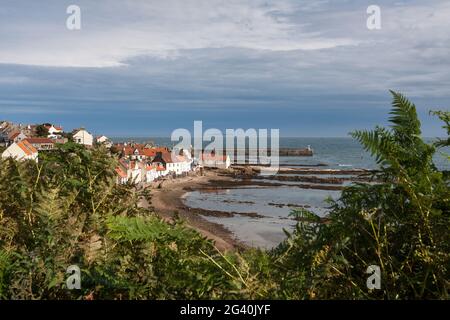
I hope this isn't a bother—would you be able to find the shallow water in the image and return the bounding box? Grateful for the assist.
[183,185,341,248]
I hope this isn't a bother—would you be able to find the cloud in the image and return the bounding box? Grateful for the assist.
[0,0,360,67]
[0,0,449,136]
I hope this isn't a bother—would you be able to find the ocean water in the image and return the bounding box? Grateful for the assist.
[114,136,449,248]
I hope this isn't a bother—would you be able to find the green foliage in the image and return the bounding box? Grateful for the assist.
[0,249,11,298]
[430,110,450,149]
[270,91,449,299]
[35,125,49,137]
[0,91,448,300]
[0,143,262,299]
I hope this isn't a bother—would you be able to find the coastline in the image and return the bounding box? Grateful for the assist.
[140,169,245,251]
[140,166,377,251]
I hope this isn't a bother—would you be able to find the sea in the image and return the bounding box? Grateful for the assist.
[113,137,449,248]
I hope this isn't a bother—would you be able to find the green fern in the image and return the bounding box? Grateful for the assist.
[430,110,450,148]
[351,126,395,164]
[106,215,192,243]
[389,90,421,139]
[0,250,11,298]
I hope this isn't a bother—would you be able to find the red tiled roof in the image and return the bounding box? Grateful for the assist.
[25,138,54,144]
[122,146,134,156]
[17,140,38,156]
[115,167,127,178]
[160,152,174,163]
[8,131,21,140]
[142,149,157,157]
[46,124,63,131]
[122,146,158,158]
[152,152,188,163]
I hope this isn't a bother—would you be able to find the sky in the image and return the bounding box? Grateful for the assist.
[0,0,449,137]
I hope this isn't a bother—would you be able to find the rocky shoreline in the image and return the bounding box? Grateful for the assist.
[141,166,374,250]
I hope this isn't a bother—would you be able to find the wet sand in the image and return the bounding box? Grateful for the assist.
[140,170,245,251]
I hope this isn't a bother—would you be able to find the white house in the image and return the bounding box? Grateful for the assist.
[115,167,128,184]
[145,165,160,182]
[174,155,192,174]
[8,131,28,145]
[129,161,144,183]
[120,145,158,161]
[46,125,63,139]
[96,135,108,143]
[24,138,55,151]
[96,135,112,148]
[1,140,38,162]
[115,159,145,184]
[73,129,93,147]
[199,152,231,169]
[152,151,192,176]
[155,165,169,178]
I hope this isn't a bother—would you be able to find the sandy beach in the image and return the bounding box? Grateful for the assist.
[140,169,244,251]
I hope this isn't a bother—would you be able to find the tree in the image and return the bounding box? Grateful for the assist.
[35,124,49,137]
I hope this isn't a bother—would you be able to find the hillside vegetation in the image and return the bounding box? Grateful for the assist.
[0,92,448,299]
